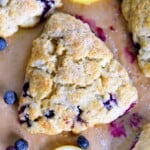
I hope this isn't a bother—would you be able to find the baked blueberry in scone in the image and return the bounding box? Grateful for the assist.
[0,0,62,37]
[18,12,137,135]
[131,123,150,150]
[122,0,150,77]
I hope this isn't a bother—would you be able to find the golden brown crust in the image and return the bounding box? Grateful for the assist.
[18,12,137,135]
[0,0,62,37]
[122,0,150,77]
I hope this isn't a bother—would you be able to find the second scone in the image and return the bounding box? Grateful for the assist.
[0,0,62,37]
[18,12,138,135]
[122,0,150,77]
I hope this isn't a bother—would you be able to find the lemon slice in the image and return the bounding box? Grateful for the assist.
[54,145,82,150]
[70,0,100,5]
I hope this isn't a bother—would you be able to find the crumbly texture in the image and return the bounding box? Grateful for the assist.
[122,0,150,77]
[18,12,137,135]
[133,124,150,150]
[0,0,62,37]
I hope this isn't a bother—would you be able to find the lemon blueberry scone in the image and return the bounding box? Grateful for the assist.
[0,0,62,37]
[122,0,150,77]
[18,12,137,135]
[131,124,150,150]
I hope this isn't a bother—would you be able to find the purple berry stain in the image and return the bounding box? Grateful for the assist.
[6,146,16,150]
[124,102,136,115]
[95,27,106,41]
[75,15,96,28]
[125,46,136,64]
[75,15,106,41]
[130,133,140,150]
[109,26,115,32]
[129,113,143,128]
[109,120,127,138]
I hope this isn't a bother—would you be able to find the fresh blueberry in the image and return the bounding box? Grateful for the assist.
[0,37,7,51]
[15,139,28,150]
[77,136,89,149]
[6,146,16,150]
[3,90,17,105]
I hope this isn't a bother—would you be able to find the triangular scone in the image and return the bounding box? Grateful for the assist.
[122,0,150,77]
[131,124,150,150]
[18,12,137,135]
[0,0,62,37]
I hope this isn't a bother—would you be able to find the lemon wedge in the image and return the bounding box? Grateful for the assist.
[54,145,82,150]
[69,0,100,5]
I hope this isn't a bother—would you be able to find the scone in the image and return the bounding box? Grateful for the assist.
[18,12,137,135]
[122,0,150,77]
[132,124,150,150]
[0,0,62,37]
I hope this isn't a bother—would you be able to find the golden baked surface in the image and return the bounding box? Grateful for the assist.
[133,124,150,150]
[18,12,137,135]
[122,0,150,77]
[0,0,62,37]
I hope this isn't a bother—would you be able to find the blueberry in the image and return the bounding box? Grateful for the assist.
[6,146,16,150]
[77,136,89,149]
[0,37,7,51]
[40,0,55,20]
[133,43,140,55]
[44,110,55,119]
[23,82,29,94]
[22,82,31,97]
[3,90,17,105]
[15,139,28,150]
[76,106,86,123]
[103,94,117,111]
[19,114,32,127]
[18,104,29,114]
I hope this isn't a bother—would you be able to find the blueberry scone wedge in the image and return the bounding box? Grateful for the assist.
[131,124,150,150]
[0,0,62,37]
[18,12,138,135]
[122,0,150,77]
